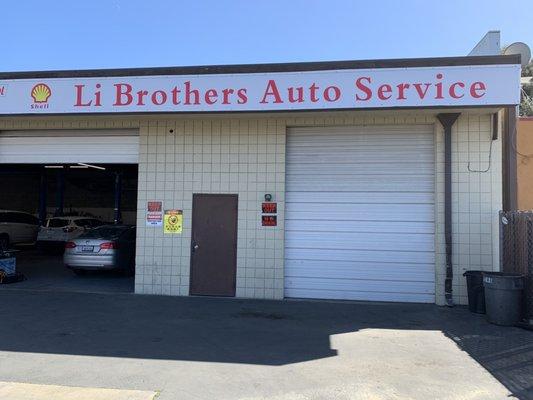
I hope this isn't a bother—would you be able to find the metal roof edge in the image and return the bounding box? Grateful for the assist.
[0,55,521,80]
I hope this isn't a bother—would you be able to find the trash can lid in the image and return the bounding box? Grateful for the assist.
[463,270,485,276]
[482,272,525,290]
[482,272,525,278]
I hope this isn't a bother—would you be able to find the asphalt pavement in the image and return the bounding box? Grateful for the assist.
[0,290,531,399]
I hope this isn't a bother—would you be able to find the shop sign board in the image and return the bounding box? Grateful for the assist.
[0,64,521,115]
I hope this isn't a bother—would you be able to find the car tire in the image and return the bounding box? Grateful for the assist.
[0,235,9,251]
[72,269,87,276]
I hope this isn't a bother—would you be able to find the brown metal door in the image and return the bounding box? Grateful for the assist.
[190,194,238,296]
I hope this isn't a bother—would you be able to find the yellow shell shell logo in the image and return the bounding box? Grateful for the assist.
[31,83,52,103]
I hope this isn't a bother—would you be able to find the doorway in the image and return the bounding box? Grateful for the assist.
[190,194,238,296]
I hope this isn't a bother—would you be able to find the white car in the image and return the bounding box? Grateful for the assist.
[0,210,40,250]
[37,216,106,252]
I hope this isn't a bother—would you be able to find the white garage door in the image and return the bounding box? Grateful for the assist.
[0,129,139,164]
[285,125,435,303]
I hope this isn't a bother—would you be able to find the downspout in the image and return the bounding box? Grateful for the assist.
[502,106,517,211]
[437,113,461,307]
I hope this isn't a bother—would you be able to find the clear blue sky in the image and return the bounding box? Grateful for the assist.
[2,0,532,72]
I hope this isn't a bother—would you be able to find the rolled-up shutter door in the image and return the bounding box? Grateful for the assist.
[285,125,435,303]
[0,129,139,164]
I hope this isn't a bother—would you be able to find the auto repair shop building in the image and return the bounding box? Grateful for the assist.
[0,55,521,305]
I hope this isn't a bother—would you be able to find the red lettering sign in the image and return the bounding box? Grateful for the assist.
[15,65,513,115]
[262,215,277,226]
[147,201,162,212]
[354,73,486,102]
[262,202,277,213]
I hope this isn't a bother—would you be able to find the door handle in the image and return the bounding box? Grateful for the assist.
[192,242,199,253]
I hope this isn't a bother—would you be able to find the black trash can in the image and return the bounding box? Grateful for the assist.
[482,272,525,326]
[463,270,486,314]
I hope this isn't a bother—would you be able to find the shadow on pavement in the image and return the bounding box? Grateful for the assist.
[0,290,531,399]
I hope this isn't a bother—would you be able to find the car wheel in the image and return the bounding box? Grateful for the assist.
[0,235,9,251]
[72,269,87,276]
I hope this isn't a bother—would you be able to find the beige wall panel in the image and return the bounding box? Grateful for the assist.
[0,110,503,304]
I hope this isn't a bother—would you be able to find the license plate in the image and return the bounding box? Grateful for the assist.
[81,246,94,252]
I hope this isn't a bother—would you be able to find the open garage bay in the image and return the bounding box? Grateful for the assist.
[0,163,138,294]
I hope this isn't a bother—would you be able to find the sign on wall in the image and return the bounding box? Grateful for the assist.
[261,201,278,227]
[164,209,183,234]
[0,64,521,115]
[262,215,277,227]
[262,202,277,214]
[146,201,163,227]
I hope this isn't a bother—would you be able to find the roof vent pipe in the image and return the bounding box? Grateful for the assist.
[437,113,461,307]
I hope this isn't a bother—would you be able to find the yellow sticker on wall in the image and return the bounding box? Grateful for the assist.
[164,209,183,234]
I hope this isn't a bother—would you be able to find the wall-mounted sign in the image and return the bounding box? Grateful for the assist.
[262,202,277,214]
[262,215,277,227]
[146,201,163,227]
[164,209,183,234]
[0,64,520,115]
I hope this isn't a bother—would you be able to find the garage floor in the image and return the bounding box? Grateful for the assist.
[0,291,531,400]
[0,248,134,294]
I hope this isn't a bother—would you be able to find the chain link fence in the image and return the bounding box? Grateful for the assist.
[500,211,533,320]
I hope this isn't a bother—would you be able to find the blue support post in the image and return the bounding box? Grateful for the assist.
[38,167,47,225]
[114,172,122,224]
[54,167,65,217]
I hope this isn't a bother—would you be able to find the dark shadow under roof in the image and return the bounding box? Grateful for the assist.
[0,55,521,80]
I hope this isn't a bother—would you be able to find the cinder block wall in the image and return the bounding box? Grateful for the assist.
[434,113,502,305]
[135,119,286,298]
[0,111,502,305]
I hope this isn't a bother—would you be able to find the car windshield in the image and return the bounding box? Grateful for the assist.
[78,225,130,239]
[47,219,69,228]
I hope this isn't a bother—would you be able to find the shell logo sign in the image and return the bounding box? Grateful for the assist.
[30,83,52,109]
[31,83,52,103]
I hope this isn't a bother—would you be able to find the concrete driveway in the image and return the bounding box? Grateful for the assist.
[0,290,531,400]
[0,248,133,294]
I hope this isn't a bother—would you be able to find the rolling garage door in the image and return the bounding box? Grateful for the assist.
[0,129,139,164]
[285,125,435,303]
